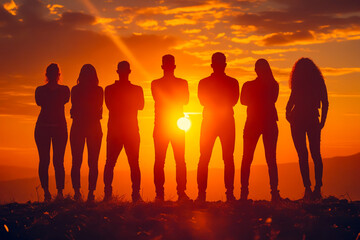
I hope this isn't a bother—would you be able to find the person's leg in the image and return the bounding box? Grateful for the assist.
[35,125,51,200]
[197,120,217,201]
[124,131,141,202]
[219,118,236,201]
[153,129,169,201]
[291,122,312,199]
[86,122,102,201]
[52,126,68,199]
[308,120,323,199]
[171,130,188,200]
[70,123,85,199]
[241,121,261,200]
[263,122,280,200]
[103,132,122,200]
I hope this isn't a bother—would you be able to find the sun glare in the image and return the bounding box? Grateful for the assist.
[177,117,191,131]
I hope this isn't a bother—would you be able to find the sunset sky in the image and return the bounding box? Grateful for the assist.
[0,0,359,175]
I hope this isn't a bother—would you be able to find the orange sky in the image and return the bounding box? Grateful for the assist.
[0,0,360,175]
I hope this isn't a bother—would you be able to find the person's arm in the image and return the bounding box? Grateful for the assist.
[319,83,329,129]
[97,87,104,119]
[63,86,70,104]
[138,87,145,110]
[35,87,43,106]
[272,81,279,103]
[104,86,112,111]
[70,87,77,118]
[198,79,208,107]
[231,79,240,107]
[285,91,295,122]
[182,80,189,105]
[240,82,249,106]
[151,81,158,102]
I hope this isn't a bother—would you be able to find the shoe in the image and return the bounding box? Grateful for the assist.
[195,192,206,204]
[312,187,322,201]
[240,188,249,201]
[55,191,64,201]
[226,193,236,203]
[271,190,283,203]
[44,191,51,202]
[74,191,82,202]
[303,188,312,201]
[87,191,95,202]
[155,195,164,203]
[178,192,192,202]
[132,192,143,203]
[103,193,112,202]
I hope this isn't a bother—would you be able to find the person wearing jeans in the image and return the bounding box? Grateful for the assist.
[286,57,329,201]
[70,64,103,202]
[35,63,69,202]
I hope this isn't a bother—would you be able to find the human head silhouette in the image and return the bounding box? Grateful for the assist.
[255,58,275,81]
[77,64,99,86]
[161,54,176,72]
[46,63,60,83]
[290,57,324,90]
[211,52,227,74]
[117,61,131,79]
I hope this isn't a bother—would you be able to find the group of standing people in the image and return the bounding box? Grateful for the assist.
[34,53,328,203]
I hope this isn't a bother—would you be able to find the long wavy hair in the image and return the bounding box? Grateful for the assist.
[77,64,99,86]
[45,63,60,83]
[255,58,276,82]
[290,58,325,93]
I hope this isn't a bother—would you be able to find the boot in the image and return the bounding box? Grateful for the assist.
[87,190,95,202]
[44,190,51,202]
[271,189,282,203]
[303,187,312,201]
[74,189,82,202]
[178,191,192,202]
[240,188,249,201]
[312,187,322,201]
[132,191,143,203]
[195,191,206,203]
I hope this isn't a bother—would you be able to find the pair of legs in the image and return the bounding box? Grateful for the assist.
[70,121,102,199]
[241,121,279,199]
[35,125,67,200]
[103,130,141,200]
[197,117,235,200]
[291,118,323,195]
[153,127,187,200]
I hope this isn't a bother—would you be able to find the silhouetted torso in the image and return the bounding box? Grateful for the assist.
[105,80,144,132]
[286,84,328,123]
[241,77,279,124]
[152,76,189,130]
[198,73,239,120]
[70,84,103,124]
[35,84,70,126]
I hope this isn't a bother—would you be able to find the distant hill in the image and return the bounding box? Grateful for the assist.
[0,153,359,203]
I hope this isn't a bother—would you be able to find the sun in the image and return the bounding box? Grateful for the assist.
[177,117,191,131]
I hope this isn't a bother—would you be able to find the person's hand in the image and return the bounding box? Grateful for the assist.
[286,111,292,123]
[319,121,325,129]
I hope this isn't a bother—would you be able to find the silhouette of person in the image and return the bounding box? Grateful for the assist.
[103,61,144,202]
[240,59,282,202]
[35,63,70,202]
[70,64,103,202]
[196,52,239,202]
[286,58,328,201]
[151,54,190,202]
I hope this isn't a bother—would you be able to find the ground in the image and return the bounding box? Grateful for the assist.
[0,197,359,240]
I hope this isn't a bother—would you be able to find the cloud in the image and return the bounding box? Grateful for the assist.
[164,18,196,26]
[321,67,360,76]
[59,12,96,26]
[262,31,315,46]
[252,48,307,55]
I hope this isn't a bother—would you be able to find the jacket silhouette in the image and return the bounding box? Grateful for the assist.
[197,52,239,202]
[103,61,144,202]
[152,54,190,202]
[70,64,103,202]
[286,57,329,200]
[35,63,69,202]
[240,58,281,202]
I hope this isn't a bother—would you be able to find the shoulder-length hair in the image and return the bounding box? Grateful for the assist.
[255,58,276,82]
[290,58,325,92]
[45,63,60,83]
[77,64,99,86]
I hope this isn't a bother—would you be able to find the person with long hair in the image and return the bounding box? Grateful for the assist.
[35,63,70,202]
[240,59,282,202]
[286,58,329,200]
[70,64,103,202]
